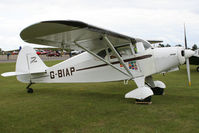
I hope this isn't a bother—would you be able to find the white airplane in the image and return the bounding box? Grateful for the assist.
[1,20,195,103]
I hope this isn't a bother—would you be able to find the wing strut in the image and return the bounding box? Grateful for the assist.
[74,42,131,78]
[104,35,134,78]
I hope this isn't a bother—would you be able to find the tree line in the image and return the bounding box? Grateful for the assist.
[158,44,198,50]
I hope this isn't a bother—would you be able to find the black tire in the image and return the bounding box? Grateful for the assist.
[136,96,152,103]
[151,87,164,95]
[197,67,199,72]
[27,88,33,93]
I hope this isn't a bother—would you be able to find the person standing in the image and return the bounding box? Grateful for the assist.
[7,52,10,60]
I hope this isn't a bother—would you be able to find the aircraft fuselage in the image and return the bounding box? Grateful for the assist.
[20,47,186,83]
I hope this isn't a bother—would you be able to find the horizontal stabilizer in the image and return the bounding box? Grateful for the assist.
[125,87,153,100]
[1,72,25,77]
[1,71,46,77]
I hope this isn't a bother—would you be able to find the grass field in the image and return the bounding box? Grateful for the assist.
[0,61,199,133]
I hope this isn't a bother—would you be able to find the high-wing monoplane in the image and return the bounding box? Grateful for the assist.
[1,20,195,103]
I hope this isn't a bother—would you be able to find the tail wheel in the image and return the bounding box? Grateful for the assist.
[26,82,34,93]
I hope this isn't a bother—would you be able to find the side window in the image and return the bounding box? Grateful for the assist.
[97,48,117,59]
[133,41,152,54]
[116,45,133,57]
[97,50,106,59]
[108,49,117,59]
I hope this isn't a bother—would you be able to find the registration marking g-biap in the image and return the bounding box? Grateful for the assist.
[49,67,75,79]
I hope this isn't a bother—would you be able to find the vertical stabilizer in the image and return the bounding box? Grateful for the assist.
[15,46,47,83]
[16,46,47,74]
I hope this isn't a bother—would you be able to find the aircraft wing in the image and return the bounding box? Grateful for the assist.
[20,20,151,51]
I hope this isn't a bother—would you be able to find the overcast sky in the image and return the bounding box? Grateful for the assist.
[0,0,199,50]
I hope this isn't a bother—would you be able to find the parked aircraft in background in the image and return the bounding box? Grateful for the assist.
[190,49,199,72]
[1,20,195,104]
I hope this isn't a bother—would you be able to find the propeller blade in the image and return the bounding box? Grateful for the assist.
[186,58,191,86]
[184,24,191,86]
[184,24,188,49]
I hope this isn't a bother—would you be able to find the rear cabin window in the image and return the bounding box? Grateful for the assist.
[97,50,107,59]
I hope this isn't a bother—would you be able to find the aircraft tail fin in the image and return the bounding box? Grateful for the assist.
[1,46,47,78]
[16,46,47,74]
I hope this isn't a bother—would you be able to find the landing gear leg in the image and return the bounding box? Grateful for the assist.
[135,96,152,104]
[26,82,34,93]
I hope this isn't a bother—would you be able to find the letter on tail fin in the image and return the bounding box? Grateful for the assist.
[1,46,47,82]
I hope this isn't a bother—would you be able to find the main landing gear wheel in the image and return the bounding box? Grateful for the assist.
[197,67,199,72]
[151,87,164,95]
[26,82,34,93]
[135,96,152,104]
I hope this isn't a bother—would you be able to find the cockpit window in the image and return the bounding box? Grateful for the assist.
[137,39,152,50]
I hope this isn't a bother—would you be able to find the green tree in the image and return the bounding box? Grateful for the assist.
[165,44,171,47]
[159,44,165,47]
[175,44,182,47]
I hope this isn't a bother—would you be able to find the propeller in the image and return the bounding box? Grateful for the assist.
[184,24,194,86]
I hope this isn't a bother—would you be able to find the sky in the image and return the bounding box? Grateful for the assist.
[0,0,199,51]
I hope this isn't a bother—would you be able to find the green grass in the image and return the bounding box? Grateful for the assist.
[0,61,199,133]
